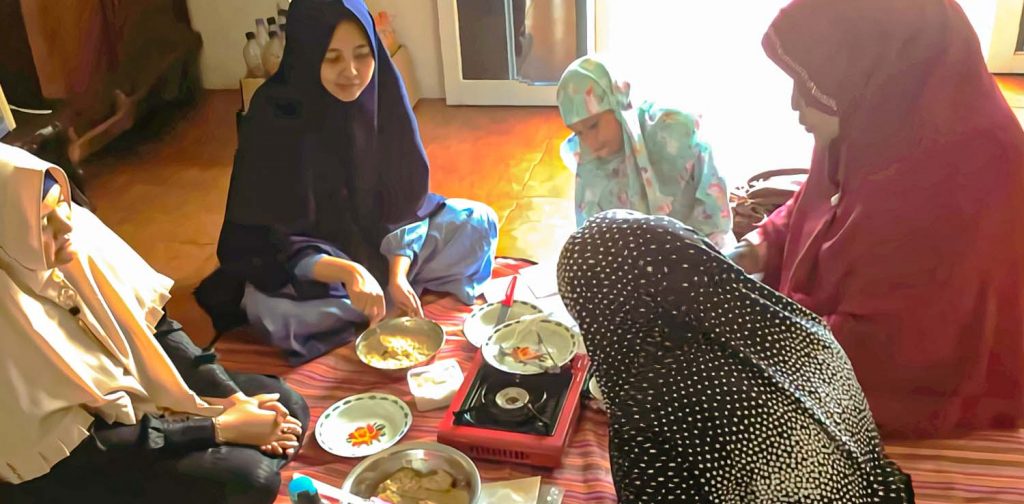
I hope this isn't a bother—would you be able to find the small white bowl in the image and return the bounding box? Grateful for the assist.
[407,359,465,412]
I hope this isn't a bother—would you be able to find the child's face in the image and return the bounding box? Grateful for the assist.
[568,110,625,159]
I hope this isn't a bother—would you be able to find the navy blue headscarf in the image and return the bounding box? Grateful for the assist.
[199,0,443,333]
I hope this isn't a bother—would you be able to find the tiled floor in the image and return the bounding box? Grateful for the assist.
[996,75,1024,123]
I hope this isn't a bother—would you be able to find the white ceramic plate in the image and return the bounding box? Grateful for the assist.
[314,393,412,458]
[588,376,603,401]
[588,377,607,413]
[482,318,579,375]
[463,300,544,347]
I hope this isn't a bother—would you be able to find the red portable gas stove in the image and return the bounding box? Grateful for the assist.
[436,351,591,469]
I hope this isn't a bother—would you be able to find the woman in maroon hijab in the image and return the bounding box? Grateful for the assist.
[728,0,1024,438]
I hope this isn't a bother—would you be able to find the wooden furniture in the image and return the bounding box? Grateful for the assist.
[4,0,202,166]
[0,84,14,138]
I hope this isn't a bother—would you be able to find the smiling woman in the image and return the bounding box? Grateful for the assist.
[198,0,499,366]
[320,19,376,102]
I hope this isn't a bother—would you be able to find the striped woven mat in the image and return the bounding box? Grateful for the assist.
[212,258,1024,503]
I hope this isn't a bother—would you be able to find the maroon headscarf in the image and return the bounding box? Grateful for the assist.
[757,0,1024,438]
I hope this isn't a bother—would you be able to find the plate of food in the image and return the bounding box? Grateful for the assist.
[481,317,579,375]
[314,393,413,458]
[356,317,446,374]
[462,300,543,347]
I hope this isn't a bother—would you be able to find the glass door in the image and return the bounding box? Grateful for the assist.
[987,0,1024,72]
[437,0,594,105]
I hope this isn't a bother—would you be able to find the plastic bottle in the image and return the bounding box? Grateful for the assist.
[242,32,266,78]
[262,31,285,76]
[288,476,324,504]
[255,18,270,49]
[267,16,277,34]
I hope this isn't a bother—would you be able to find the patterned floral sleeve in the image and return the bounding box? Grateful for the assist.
[690,142,734,248]
[559,135,591,227]
[642,105,734,248]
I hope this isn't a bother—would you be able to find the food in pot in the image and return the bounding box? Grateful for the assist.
[364,335,432,369]
[374,468,470,504]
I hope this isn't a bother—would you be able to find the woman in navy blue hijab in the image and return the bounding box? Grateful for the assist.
[197,0,497,364]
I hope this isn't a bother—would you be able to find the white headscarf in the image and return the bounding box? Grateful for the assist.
[0,143,220,484]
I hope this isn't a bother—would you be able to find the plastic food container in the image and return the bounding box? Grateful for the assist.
[406,359,465,412]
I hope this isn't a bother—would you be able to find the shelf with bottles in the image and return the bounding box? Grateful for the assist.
[242,1,289,80]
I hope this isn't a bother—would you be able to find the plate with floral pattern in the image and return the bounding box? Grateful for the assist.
[314,393,412,458]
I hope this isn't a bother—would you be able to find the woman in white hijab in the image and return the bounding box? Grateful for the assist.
[0,143,309,504]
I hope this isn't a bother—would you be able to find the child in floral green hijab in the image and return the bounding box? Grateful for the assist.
[557,56,733,248]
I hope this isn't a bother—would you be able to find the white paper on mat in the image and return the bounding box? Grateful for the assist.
[480,274,538,304]
[481,261,559,303]
[533,294,576,329]
[480,476,542,503]
[518,261,560,298]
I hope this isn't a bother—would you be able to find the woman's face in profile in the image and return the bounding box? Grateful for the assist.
[320,19,375,102]
[40,183,75,268]
[791,82,840,144]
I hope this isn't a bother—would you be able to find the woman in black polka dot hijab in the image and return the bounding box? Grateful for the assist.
[558,210,913,502]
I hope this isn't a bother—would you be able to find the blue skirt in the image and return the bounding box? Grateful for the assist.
[241,199,498,364]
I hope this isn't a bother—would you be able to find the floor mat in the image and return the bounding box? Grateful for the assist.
[213,259,618,503]
[212,258,1024,504]
[80,91,1024,503]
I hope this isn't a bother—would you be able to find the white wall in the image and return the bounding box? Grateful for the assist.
[958,0,998,63]
[187,0,281,89]
[593,0,1005,182]
[186,0,446,97]
[984,0,1022,72]
[595,1,814,181]
[366,0,445,98]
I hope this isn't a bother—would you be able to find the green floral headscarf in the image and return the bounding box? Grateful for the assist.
[556,56,733,247]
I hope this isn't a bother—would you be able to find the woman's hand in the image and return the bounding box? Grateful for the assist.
[346,264,387,326]
[249,392,288,421]
[214,399,289,447]
[726,239,765,275]
[388,275,423,318]
[387,255,422,318]
[205,393,302,457]
[310,256,387,325]
[250,393,303,458]
[259,414,302,458]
